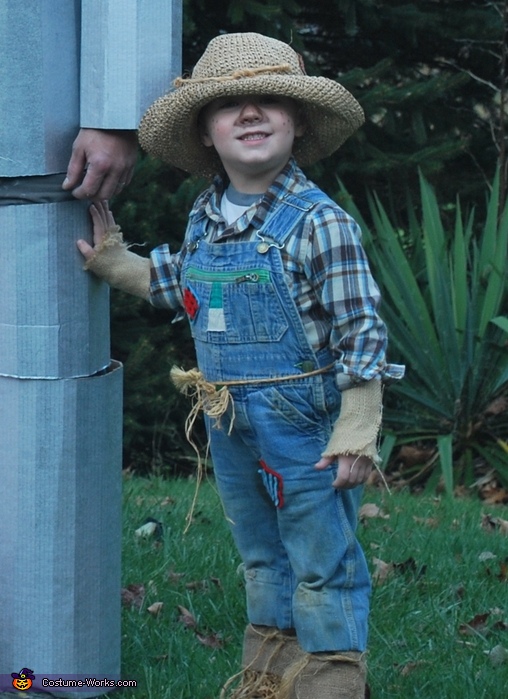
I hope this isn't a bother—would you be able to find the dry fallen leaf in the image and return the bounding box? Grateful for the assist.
[359,503,389,521]
[196,632,224,649]
[186,579,209,591]
[399,660,427,676]
[397,444,436,468]
[493,620,508,631]
[459,612,490,636]
[147,602,164,616]
[484,396,508,416]
[372,557,394,584]
[481,514,508,535]
[487,644,508,667]
[177,605,197,629]
[121,584,145,609]
[393,557,426,578]
[482,486,508,505]
[486,559,508,582]
[135,517,164,539]
[372,556,426,584]
[498,560,508,582]
[479,551,497,562]
[413,516,439,528]
[167,569,186,584]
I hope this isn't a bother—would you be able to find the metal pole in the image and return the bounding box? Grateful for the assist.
[0,1,181,695]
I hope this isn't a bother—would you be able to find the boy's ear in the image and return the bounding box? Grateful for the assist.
[199,121,213,147]
[198,106,214,147]
[295,121,306,138]
[294,108,307,138]
[200,129,213,147]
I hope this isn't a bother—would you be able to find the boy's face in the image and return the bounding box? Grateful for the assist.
[200,94,305,192]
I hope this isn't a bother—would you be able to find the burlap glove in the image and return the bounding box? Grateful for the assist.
[84,225,151,300]
[322,379,382,463]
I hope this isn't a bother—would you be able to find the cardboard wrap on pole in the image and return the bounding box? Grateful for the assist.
[80,0,182,129]
[0,362,123,694]
[0,201,110,379]
[0,0,80,178]
[0,0,182,178]
[0,1,182,693]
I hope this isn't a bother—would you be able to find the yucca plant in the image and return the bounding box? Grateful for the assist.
[338,171,508,493]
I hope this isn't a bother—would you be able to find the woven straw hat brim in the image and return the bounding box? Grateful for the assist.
[138,74,364,177]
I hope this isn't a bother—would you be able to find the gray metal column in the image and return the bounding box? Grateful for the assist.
[0,1,182,694]
[0,199,122,697]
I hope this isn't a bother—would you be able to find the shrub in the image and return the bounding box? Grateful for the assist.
[338,171,508,492]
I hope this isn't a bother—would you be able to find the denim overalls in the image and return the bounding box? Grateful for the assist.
[180,189,371,653]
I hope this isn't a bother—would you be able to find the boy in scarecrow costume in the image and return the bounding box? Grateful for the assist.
[78,32,403,699]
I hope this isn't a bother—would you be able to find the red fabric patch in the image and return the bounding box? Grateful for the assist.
[258,459,284,508]
[183,286,200,320]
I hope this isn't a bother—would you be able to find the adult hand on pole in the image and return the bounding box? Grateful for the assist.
[63,128,138,200]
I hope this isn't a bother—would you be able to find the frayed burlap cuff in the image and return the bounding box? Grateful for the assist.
[279,650,367,699]
[84,225,151,300]
[322,379,382,463]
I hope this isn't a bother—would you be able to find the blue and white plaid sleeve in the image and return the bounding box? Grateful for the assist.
[149,243,184,310]
[303,204,403,384]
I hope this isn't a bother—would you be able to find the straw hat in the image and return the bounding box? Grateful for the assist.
[138,32,364,176]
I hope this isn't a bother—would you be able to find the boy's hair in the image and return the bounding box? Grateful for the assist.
[138,33,364,177]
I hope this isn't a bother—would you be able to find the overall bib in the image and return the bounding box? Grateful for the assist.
[181,190,371,653]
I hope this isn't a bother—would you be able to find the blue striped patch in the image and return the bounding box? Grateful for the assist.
[258,459,284,508]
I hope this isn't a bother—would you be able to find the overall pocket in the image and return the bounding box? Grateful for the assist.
[184,266,288,344]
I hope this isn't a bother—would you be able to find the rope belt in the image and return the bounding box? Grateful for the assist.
[170,362,335,433]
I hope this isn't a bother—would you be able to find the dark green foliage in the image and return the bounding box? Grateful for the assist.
[338,171,508,491]
[182,0,303,63]
[298,0,506,214]
[111,159,209,475]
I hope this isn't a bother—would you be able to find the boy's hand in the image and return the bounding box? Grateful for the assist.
[315,454,372,489]
[74,201,150,300]
[77,200,116,262]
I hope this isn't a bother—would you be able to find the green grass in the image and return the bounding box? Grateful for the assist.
[115,476,508,698]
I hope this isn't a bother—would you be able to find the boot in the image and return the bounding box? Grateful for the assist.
[278,651,367,699]
[221,624,305,699]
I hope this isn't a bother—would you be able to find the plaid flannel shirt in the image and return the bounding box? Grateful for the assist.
[150,159,403,387]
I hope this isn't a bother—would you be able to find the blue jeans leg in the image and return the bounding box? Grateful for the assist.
[209,384,371,653]
[209,410,296,631]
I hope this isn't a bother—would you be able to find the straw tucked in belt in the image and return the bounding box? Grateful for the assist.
[170,362,335,434]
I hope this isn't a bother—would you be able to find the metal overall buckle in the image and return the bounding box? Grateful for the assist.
[255,231,285,254]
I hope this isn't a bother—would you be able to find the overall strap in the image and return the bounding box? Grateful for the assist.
[260,188,336,247]
[184,206,209,252]
[183,186,215,251]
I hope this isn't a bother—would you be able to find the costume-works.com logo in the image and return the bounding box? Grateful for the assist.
[11,668,35,691]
